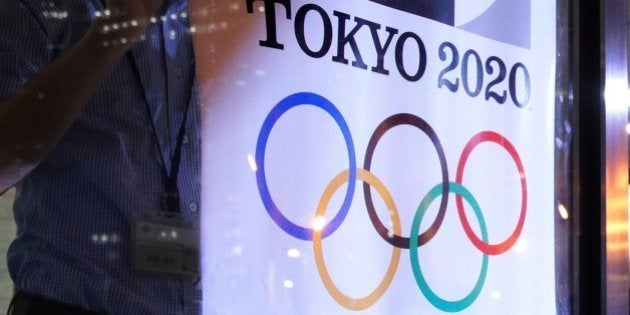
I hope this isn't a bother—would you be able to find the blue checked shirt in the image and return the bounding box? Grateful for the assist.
[0,0,201,314]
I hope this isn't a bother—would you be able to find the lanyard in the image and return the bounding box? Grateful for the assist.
[126,51,192,212]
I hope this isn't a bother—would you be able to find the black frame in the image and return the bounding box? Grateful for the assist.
[575,0,630,314]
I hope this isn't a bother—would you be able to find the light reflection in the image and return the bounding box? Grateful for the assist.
[96,17,149,47]
[606,241,628,253]
[283,279,294,288]
[43,10,69,19]
[90,233,121,245]
[287,248,300,258]
[491,290,501,299]
[232,245,243,256]
[247,154,257,172]
[558,203,569,220]
[313,216,327,232]
[608,241,630,252]
[515,238,528,252]
[608,221,629,234]
[603,78,630,111]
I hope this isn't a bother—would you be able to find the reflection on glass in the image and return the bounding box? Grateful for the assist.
[283,279,294,289]
[287,248,301,258]
[313,216,327,232]
[247,153,258,172]
[491,290,502,299]
[558,204,569,220]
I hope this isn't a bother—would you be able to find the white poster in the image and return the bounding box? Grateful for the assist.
[192,0,556,313]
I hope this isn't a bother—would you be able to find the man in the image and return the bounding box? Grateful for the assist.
[0,0,201,313]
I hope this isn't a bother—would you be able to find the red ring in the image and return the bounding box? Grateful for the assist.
[455,131,527,255]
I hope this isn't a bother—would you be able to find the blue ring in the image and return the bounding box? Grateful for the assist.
[255,92,357,240]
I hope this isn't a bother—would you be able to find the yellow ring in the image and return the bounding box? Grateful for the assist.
[313,168,401,311]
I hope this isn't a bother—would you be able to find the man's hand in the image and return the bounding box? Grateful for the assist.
[0,0,165,192]
[98,0,164,42]
[105,0,163,21]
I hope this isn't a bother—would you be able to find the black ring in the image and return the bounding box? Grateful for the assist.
[363,113,449,248]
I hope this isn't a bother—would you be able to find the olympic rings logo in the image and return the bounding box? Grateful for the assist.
[255,92,527,312]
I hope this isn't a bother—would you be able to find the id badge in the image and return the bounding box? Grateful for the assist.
[132,211,200,277]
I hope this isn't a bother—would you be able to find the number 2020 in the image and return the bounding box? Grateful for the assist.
[437,42,531,108]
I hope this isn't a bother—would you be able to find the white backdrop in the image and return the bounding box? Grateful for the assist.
[192,0,556,313]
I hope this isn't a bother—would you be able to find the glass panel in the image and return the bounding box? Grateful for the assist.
[554,0,573,313]
[0,1,200,314]
[0,0,576,313]
[603,0,630,312]
[192,0,573,313]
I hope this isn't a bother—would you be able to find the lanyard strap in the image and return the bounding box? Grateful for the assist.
[126,51,192,212]
[164,101,190,212]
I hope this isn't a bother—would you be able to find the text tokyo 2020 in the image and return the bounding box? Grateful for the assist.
[245,0,532,108]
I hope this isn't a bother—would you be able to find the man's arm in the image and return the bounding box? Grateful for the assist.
[0,1,163,192]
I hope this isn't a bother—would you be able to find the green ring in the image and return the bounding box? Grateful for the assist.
[409,182,489,312]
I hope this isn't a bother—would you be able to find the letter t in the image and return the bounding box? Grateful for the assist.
[245,0,292,49]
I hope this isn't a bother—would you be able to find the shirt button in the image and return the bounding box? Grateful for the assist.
[189,203,198,212]
[174,68,182,76]
[182,135,189,144]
